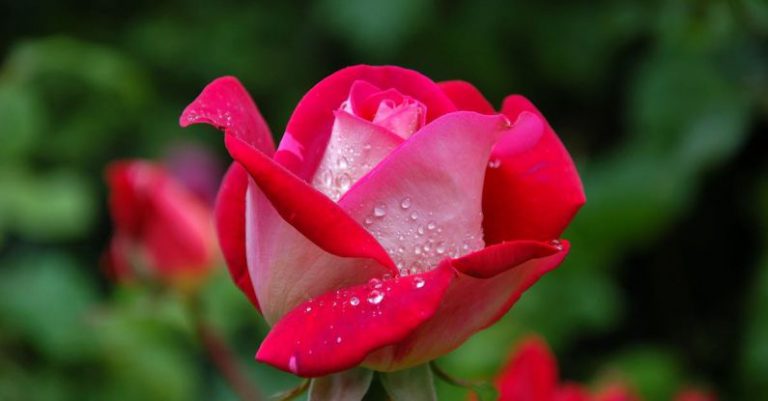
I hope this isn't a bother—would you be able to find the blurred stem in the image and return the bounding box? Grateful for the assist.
[188,293,265,401]
[430,362,491,400]
[272,379,309,401]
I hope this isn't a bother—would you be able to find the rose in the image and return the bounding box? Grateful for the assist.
[180,65,585,378]
[104,160,216,284]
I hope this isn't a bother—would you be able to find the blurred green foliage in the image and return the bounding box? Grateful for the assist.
[1,0,766,400]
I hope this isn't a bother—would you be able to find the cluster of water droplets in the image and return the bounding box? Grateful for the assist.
[362,197,484,276]
[312,135,375,201]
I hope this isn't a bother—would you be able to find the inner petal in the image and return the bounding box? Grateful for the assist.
[311,111,403,201]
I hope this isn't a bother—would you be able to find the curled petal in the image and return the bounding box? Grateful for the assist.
[363,242,570,371]
[180,76,275,156]
[497,336,558,401]
[256,262,455,377]
[483,95,585,243]
[225,134,395,271]
[452,240,566,279]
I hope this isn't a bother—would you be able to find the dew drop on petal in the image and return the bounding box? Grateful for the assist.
[373,204,387,217]
[336,173,352,192]
[349,296,360,306]
[367,290,384,305]
[436,242,446,254]
[488,159,501,169]
[550,239,563,251]
[337,156,349,169]
[414,277,426,288]
[336,336,342,344]
[427,221,436,230]
[288,355,298,373]
[410,211,419,220]
[400,197,412,209]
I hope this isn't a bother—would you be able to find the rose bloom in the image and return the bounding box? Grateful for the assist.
[104,160,216,284]
[181,65,585,377]
[486,336,714,401]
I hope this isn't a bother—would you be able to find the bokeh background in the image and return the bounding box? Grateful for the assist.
[1,0,767,400]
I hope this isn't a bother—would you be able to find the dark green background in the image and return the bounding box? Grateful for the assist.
[1,0,767,399]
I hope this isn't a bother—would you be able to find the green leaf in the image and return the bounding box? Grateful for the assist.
[380,364,437,401]
[309,367,373,401]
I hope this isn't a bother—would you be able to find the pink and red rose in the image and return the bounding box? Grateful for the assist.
[181,65,585,377]
[104,160,216,283]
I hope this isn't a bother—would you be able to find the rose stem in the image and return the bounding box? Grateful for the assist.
[189,294,265,401]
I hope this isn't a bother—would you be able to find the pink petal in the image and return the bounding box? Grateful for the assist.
[363,243,570,371]
[338,112,515,276]
[255,262,455,377]
[214,162,259,309]
[275,65,457,181]
[483,95,585,244]
[452,239,566,279]
[224,134,395,271]
[497,336,558,401]
[179,76,275,156]
[438,80,496,114]
[310,111,403,201]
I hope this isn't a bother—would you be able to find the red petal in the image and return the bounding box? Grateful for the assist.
[497,336,558,401]
[180,76,275,156]
[224,134,395,271]
[452,240,566,279]
[256,262,455,377]
[483,95,585,243]
[274,65,457,181]
[363,243,569,371]
[214,162,259,309]
[438,80,496,114]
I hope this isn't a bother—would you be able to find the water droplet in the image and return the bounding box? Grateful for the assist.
[414,277,426,288]
[423,243,431,252]
[488,159,501,169]
[397,246,405,254]
[410,211,419,220]
[367,290,384,305]
[427,221,436,230]
[336,336,342,344]
[349,297,360,306]
[417,225,425,235]
[400,197,412,209]
[373,204,387,217]
[414,247,422,255]
[364,217,373,225]
[305,306,312,313]
[337,173,352,192]
[436,242,446,254]
[321,170,333,187]
[369,278,383,289]
[363,144,371,151]
[338,156,349,169]
[550,239,563,251]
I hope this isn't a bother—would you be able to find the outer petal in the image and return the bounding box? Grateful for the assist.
[363,242,570,371]
[225,134,395,271]
[275,65,458,181]
[180,76,275,156]
[497,337,558,401]
[438,80,496,114]
[214,162,259,308]
[256,262,455,377]
[338,112,520,275]
[452,239,565,279]
[483,95,585,243]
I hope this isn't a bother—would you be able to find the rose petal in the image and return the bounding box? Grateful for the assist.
[214,162,259,309]
[363,243,569,371]
[224,134,395,271]
[311,111,403,201]
[483,95,585,243]
[275,65,457,181]
[438,80,496,114]
[255,262,455,377]
[180,76,275,156]
[452,239,565,279]
[338,112,515,276]
[497,337,558,401]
